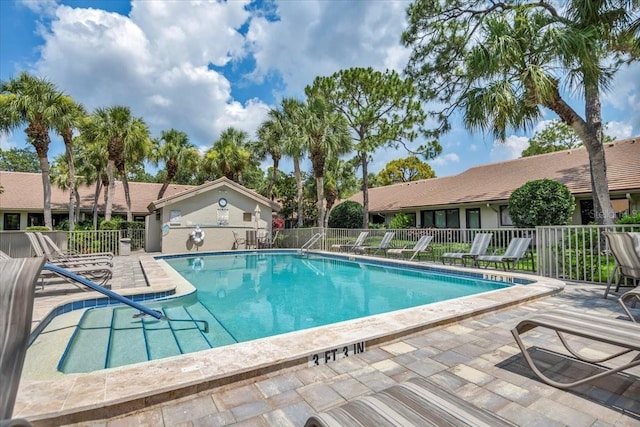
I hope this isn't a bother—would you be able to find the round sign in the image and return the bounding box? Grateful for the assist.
[219,197,228,207]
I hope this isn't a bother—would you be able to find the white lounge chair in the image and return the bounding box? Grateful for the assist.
[511,309,640,389]
[305,376,515,426]
[1,257,46,427]
[331,231,369,253]
[475,237,532,270]
[353,231,396,256]
[603,232,640,298]
[441,233,493,266]
[387,235,434,261]
[620,287,640,322]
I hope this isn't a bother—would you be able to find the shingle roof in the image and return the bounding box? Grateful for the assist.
[0,172,195,214]
[148,176,281,212]
[349,137,639,212]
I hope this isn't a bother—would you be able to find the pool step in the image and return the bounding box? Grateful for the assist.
[162,305,211,354]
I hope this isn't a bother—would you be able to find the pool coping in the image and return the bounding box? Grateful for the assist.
[15,251,565,426]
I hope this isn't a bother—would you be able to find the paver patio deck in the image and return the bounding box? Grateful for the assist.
[20,253,640,426]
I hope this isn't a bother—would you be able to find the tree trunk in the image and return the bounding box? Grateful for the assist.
[157,181,170,200]
[105,160,115,221]
[583,84,614,225]
[266,157,279,200]
[119,166,133,222]
[543,81,614,226]
[316,176,324,228]
[27,123,52,229]
[360,149,369,229]
[38,156,53,229]
[93,179,102,230]
[74,187,81,226]
[62,129,76,231]
[293,156,304,227]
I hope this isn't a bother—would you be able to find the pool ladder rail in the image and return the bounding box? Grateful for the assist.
[44,262,210,333]
[300,232,325,256]
[132,311,209,333]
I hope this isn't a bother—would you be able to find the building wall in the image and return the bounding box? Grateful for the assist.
[156,189,272,254]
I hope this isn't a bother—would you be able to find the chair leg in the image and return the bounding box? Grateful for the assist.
[604,265,619,298]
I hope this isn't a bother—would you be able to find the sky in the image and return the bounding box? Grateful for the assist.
[1,0,638,179]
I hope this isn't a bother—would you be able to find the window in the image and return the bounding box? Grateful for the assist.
[4,213,20,230]
[466,208,481,229]
[500,206,513,226]
[169,210,181,224]
[581,198,630,224]
[27,213,44,227]
[243,212,252,222]
[421,209,459,228]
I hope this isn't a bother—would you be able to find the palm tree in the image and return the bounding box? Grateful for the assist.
[150,129,200,199]
[255,114,284,200]
[298,95,351,227]
[0,72,68,228]
[76,138,109,229]
[54,96,86,230]
[279,98,307,227]
[204,127,251,185]
[83,106,151,221]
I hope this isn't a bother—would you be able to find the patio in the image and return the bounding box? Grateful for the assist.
[22,254,640,426]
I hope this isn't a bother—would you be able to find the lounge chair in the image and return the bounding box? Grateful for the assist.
[441,233,493,266]
[475,237,532,270]
[387,235,434,261]
[304,376,515,427]
[1,257,45,427]
[232,231,246,249]
[36,232,113,261]
[353,231,395,256]
[620,287,640,322]
[26,232,112,267]
[258,230,280,249]
[331,231,369,253]
[511,309,640,389]
[24,233,112,286]
[603,232,640,298]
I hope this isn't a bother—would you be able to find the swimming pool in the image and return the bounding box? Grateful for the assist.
[58,251,519,373]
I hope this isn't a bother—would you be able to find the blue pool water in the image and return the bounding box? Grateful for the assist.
[58,252,513,373]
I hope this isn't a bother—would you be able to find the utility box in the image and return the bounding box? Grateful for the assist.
[119,238,132,256]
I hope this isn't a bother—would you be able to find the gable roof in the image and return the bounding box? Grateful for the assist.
[0,171,195,215]
[147,176,281,212]
[349,137,639,212]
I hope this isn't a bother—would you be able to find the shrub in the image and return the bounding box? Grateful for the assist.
[508,179,575,227]
[328,201,363,228]
[617,211,640,224]
[389,213,414,229]
[26,225,50,231]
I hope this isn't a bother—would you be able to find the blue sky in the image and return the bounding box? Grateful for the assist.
[1,0,638,178]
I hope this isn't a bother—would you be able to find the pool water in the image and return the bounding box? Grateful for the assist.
[59,252,510,373]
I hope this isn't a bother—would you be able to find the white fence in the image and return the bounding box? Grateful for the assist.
[0,229,146,257]
[3,225,638,285]
[279,225,640,285]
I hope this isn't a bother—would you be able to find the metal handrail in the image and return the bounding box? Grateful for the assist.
[300,232,325,254]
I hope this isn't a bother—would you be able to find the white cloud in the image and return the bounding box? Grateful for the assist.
[0,133,19,150]
[18,0,58,16]
[605,121,633,140]
[32,1,267,148]
[246,1,410,95]
[490,135,529,162]
[431,152,460,166]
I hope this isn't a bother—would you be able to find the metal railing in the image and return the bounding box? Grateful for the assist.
[536,224,640,283]
[0,229,146,258]
[277,225,636,284]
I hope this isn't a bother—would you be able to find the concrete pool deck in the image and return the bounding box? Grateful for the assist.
[13,251,640,426]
